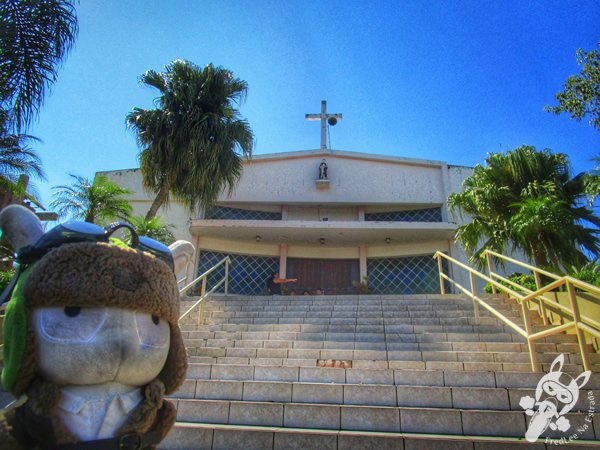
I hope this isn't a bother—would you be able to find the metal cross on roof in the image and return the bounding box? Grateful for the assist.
[305,100,342,150]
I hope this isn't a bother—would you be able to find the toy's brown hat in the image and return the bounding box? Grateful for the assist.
[11,241,187,396]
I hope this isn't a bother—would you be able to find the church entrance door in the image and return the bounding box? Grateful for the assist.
[287,258,359,295]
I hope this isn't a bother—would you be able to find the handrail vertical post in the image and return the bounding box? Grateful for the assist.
[521,301,540,372]
[197,276,208,327]
[469,271,480,323]
[486,252,496,294]
[533,271,547,325]
[224,259,229,296]
[567,280,591,371]
[437,255,445,295]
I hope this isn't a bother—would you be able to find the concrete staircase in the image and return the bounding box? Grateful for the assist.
[162,294,600,449]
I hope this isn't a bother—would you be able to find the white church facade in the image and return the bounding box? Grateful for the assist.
[101,148,475,296]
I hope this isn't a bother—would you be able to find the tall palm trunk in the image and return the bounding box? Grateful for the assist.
[145,183,170,221]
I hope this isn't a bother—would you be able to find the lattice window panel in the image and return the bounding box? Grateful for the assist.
[196,251,279,295]
[206,205,282,221]
[365,207,442,222]
[367,255,450,295]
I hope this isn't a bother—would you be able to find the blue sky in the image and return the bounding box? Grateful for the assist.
[28,0,600,209]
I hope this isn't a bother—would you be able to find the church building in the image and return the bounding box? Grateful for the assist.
[101,102,477,296]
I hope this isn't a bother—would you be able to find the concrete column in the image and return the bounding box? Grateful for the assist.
[279,243,288,277]
[359,245,368,280]
[440,163,450,222]
[357,207,365,221]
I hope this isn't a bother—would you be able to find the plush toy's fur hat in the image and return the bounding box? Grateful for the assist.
[0,205,188,397]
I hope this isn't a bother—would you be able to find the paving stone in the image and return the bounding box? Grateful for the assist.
[404,439,472,450]
[461,410,526,437]
[299,367,346,383]
[341,405,400,432]
[243,381,292,403]
[254,365,299,382]
[274,430,337,450]
[161,425,214,449]
[400,408,462,434]
[293,382,343,405]
[213,428,274,450]
[396,386,452,408]
[394,369,444,387]
[256,348,288,358]
[229,401,283,427]
[344,384,397,407]
[444,370,496,388]
[346,368,394,385]
[195,380,243,401]
[211,365,254,381]
[177,399,229,423]
[337,432,404,450]
[284,403,340,429]
[452,387,510,410]
[187,364,212,380]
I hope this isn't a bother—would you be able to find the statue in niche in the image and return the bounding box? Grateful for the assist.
[319,159,328,180]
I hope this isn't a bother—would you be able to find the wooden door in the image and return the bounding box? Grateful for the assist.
[287,258,360,295]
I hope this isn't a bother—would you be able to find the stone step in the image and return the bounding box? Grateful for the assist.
[162,422,600,450]
[183,340,586,354]
[170,379,600,413]
[170,398,598,440]
[185,347,600,366]
[185,363,598,383]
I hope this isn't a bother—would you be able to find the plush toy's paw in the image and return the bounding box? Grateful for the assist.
[519,395,535,411]
[555,416,571,432]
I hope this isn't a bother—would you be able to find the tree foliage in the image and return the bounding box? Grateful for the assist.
[0,0,78,132]
[126,60,254,220]
[545,42,600,132]
[50,174,132,224]
[128,215,175,246]
[448,146,600,270]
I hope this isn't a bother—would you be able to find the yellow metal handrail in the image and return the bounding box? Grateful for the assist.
[434,251,600,372]
[178,256,230,325]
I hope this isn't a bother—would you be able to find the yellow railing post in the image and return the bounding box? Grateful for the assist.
[437,254,445,295]
[469,271,480,323]
[485,252,497,294]
[520,301,540,372]
[566,279,591,371]
[533,271,548,326]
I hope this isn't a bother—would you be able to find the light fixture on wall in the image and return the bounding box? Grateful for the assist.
[319,238,325,245]
[255,235,261,242]
[385,237,391,244]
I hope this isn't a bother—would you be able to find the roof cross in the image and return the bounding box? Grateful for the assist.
[305,100,342,150]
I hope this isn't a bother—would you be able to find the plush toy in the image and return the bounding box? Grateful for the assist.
[0,205,191,449]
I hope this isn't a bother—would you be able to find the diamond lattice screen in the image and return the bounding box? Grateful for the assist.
[367,255,449,294]
[197,251,279,295]
[207,205,282,220]
[365,207,442,222]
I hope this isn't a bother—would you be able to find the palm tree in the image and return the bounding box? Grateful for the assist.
[585,155,600,205]
[126,60,254,220]
[128,215,175,245]
[50,174,132,224]
[448,146,600,270]
[0,0,78,132]
[0,110,45,206]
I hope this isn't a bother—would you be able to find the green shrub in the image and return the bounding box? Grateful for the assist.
[569,267,600,288]
[483,272,537,294]
[0,269,15,291]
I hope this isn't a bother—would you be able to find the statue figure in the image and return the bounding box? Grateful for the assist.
[319,159,328,180]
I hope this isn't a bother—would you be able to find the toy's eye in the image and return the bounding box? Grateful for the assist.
[135,312,169,348]
[34,307,107,343]
[64,306,81,317]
